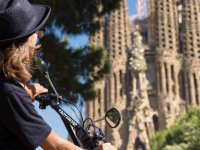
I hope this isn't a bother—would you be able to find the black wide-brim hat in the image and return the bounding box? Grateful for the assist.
[0,0,51,45]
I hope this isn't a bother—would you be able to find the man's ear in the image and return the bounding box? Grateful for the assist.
[27,34,35,42]
[27,33,37,46]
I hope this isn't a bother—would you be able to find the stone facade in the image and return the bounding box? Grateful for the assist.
[181,0,200,106]
[87,0,200,149]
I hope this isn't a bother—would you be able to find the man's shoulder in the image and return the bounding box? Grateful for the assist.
[0,77,22,95]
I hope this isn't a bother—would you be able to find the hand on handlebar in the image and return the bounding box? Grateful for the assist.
[93,143,117,150]
[25,83,48,100]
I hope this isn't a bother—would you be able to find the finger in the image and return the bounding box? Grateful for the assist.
[36,87,48,94]
[102,143,111,146]
[92,143,117,150]
[99,143,112,149]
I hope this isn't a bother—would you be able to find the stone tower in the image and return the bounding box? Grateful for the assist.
[181,0,200,106]
[87,0,132,149]
[88,20,106,132]
[152,0,184,129]
[101,0,131,149]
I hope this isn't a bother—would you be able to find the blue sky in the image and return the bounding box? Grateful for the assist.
[35,1,137,149]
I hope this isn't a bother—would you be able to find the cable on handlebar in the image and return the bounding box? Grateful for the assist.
[35,93,84,127]
[55,96,84,126]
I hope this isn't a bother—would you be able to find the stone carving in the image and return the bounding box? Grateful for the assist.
[125,29,155,150]
[129,28,147,72]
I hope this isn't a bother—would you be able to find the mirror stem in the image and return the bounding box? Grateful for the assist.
[93,117,104,123]
[45,74,60,104]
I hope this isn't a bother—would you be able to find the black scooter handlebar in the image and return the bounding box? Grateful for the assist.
[35,93,105,150]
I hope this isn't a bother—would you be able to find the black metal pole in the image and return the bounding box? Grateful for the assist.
[60,116,80,147]
[50,104,81,147]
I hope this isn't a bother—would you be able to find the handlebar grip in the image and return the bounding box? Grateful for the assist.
[35,93,58,109]
[93,126,107,143]
[76,127,98,150]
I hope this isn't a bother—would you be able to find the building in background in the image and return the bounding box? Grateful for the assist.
[88,0,200,149]
[136,0,148,19]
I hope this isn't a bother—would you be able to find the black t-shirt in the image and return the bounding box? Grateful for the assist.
[0,74,52,150]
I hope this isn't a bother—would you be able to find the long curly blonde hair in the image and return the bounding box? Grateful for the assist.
[0,42,40,84]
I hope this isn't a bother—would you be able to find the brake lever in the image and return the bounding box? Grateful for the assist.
[35,93,58,109]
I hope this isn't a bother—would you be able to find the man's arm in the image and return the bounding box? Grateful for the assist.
[40,131,117,150]
[40,131,85,150]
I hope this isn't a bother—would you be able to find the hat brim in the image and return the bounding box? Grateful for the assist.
[0,4,51,45]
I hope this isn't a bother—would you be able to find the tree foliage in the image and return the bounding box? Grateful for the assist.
[34,33,109,101]
[30,0,120,34]
[150,108,200,150]
[29,0,120,102]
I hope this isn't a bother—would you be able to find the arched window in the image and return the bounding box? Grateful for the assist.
[134,137,146,150]
[153,115,159,131]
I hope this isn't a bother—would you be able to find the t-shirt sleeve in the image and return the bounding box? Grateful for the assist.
[0,84,52,149]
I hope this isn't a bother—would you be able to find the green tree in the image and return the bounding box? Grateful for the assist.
[31,0,120,34]
[30,0,120,102]
[150,108,200,150]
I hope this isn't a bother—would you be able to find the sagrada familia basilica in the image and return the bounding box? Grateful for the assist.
[87,0,200,149]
